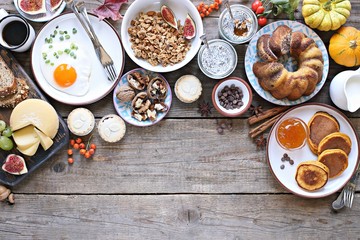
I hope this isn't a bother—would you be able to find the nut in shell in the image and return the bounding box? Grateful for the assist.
[147,77,167,100]
[116,85,136,102]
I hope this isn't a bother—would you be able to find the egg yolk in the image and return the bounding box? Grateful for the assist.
[53,64,77,87]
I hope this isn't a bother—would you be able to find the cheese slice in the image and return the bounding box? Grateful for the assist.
[17,141,40,157]
[10,99,59,139]
[34,128,53,151]
[12,125,39,150]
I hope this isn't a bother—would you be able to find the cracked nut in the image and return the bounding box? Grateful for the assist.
[127,72,147,90]
[147,77,167,100]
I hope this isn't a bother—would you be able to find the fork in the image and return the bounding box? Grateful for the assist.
[343,168,360,208]
[66,0,117,82]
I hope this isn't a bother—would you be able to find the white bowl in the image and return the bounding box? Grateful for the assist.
[121,0,203,73]
[212,77,253,117]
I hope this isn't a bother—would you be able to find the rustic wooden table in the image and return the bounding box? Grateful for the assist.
[1,0,360,239]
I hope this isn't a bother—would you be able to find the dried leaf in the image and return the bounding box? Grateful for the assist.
[93,0,128,21]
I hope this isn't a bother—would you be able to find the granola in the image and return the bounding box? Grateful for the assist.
[128,11,191,67]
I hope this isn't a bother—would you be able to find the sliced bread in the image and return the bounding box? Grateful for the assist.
[0,78,29,108]
[0,56,17,97]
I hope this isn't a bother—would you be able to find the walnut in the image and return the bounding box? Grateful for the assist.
[147,77,167,100]
[127,72,146,90]
[127,11,191,67]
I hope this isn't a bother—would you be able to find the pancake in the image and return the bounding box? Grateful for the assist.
[308,112,340,154]
[295,160,329,191]
[318,132,352,155]
[318,149,348,178]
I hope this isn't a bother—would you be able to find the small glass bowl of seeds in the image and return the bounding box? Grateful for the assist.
[212,77,252,117]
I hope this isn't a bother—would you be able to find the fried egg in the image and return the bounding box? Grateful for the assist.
[40,41,92,96]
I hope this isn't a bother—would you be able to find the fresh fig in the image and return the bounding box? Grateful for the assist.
[2,154,28,175]
[183,14,196,40]
[161,5,178,29]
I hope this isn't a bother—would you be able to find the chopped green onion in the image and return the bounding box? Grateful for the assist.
[65,35,70,39]
[60,36,64,41]
[72,28,77,34]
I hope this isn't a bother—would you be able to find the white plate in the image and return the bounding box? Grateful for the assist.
[267,103,359,198]
[121,0,203,73]
[14,0,66,22]
[31,13,125,105]
[244,20,330,106]
[113,68,172,127]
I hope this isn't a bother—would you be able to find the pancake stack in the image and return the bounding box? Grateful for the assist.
[295,111,352,191]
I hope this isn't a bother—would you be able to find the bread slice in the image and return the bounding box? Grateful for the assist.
[269,25,292,57]
[0,78,29,108]
[0,56,17,98]
[295,160,329,191]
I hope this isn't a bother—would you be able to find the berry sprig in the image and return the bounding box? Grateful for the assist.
[197,0,222,18]
[67,136,96,164]
[251,0,299,27]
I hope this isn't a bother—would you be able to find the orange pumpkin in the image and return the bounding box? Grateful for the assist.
[329,26,360,67]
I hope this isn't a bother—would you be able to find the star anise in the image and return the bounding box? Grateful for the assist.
[198,101,213,117]
[249,104,264,117]
[254,134,267,150]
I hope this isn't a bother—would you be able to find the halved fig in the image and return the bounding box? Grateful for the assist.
[18,0,47,15]
[161,5,178,29]
[147,77,167,100]
[127,72,146,90]
[183,14,196,40]
[51,0,63,12]
[2,154,28,175]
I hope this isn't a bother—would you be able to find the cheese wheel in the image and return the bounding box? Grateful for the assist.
[10,99,59,139]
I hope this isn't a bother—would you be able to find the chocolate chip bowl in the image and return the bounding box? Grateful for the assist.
[212,77,252,117]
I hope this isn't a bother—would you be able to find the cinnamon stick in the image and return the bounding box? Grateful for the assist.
[248,106,289,125]
[249,114,282,138]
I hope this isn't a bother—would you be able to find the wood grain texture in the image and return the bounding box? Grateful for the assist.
[0,194,360,240]
[11,118,360,194]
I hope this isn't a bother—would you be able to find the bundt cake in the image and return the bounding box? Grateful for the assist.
[253,25,324,101]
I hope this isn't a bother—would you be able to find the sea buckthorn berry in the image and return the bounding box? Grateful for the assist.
[70,139,75,146]
[67,149,73,155]
[75,137,82,144]
[90,144,96,150]
[89,148,95,155]
[79,143,85,149]
[84,151,91,159]
[73,143,79,149]
[80,149,86,155]
[68,158,74,164]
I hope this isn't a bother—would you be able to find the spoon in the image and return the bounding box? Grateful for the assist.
[332,188,345,211]
[200,34,211,52]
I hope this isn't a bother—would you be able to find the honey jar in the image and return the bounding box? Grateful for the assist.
[276,117,309,150]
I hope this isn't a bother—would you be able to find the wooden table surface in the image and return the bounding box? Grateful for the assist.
[1,0,360,239]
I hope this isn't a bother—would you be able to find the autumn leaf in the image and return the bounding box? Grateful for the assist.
[93,0,128,21]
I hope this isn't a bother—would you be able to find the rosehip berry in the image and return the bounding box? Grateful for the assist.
[68,158,74,164]
[80,149,86,155]
[73,143,79,149]
[256,5,265,14]
[75,137,82,144]
[90,144,96,150]
[79,143,85,149]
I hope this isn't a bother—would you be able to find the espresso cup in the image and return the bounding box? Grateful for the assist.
[0,9,35,52]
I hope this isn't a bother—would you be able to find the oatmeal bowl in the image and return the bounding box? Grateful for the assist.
[121,0,203,72]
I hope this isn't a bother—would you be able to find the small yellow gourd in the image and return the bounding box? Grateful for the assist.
[329,26,360,67]
[302,0,351,31]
